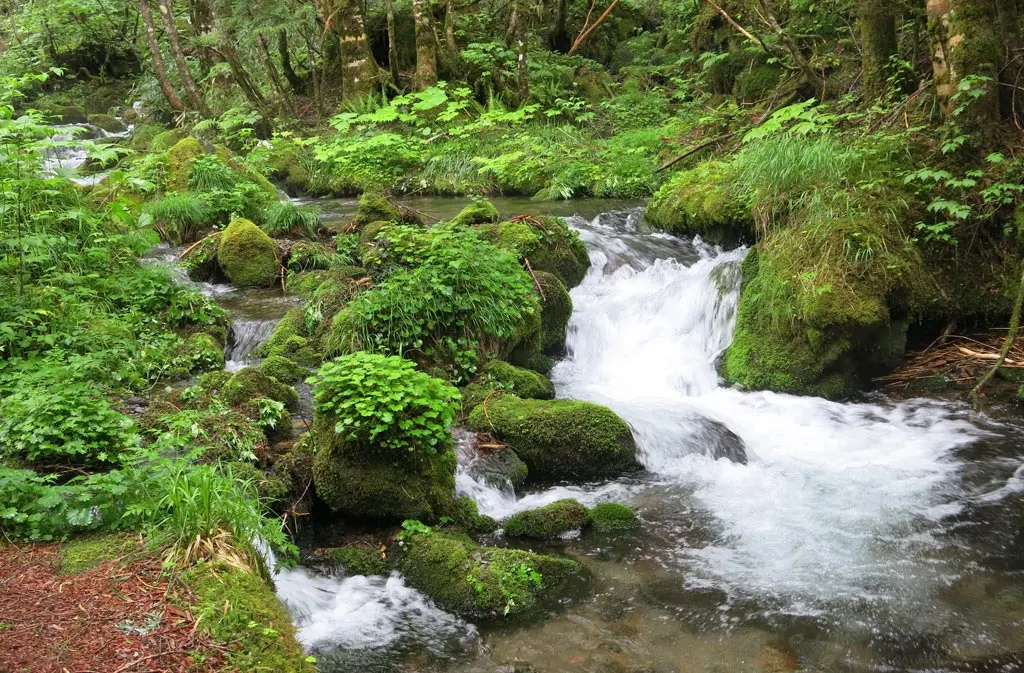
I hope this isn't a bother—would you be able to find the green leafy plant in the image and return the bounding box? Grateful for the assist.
[310,352,459,455]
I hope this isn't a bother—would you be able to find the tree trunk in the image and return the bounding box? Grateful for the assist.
[550,0,571,52]
[336,0,381,100]
[214,0,268,111]
[444,0,459,61]
[858,0,898,95]
[279,30,304,93]
[386,0,401,84]
[156,0,210,116]
[258,33,296,116]
[508,0,529,103]
[412,0,439,89]
[139,0,184,112]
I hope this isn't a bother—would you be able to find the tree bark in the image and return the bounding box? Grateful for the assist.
[139,0,184,112]
[550,0,571,52]
[386,0,401,84]
[335,0,381,100]
[279,30,304,93]
[156,0,210,116]
[412,0,439,89]
[444,0,459,62]
[508,0,529,103]
[214,0,268,111]
[858,0,898,95]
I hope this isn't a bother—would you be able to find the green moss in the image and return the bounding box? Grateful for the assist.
[397,532,585,620]
[646,160,754,246]
[522,352,555,375]
[589,502,641,532]
[468,397,639,483]
[451,201,500,227]
[222,367,299,410]
[733,65,782,104]
[504,499,590,539]
[480,360,555,400]
[451,496,499,533]
[225,461,291,504]
[166,137,206,192]
[129,124,164,151]
[217,218,279,288]
[535,271,572,354]
[261,309,308,357]
[311,414,458,523]
[50,105,88,124]
[187,562,313,673]
[87,113,126,133]
[355,191,399,226]
[330,545,390,575]
[476,217,591,289]
[261,354,305,383]
[185,332,225,373]
[59,533,138,574]
[150,128,186,151]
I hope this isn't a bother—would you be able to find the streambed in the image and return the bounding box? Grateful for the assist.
[185,197,1024,673]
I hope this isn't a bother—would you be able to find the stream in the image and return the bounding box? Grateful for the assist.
[155,195,1024,673]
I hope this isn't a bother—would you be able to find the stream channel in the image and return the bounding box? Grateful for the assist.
[156,196,1024,673]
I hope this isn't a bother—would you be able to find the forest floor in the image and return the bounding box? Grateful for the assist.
[0,537,225,673]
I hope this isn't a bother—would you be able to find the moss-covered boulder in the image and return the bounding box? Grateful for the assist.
[87,113,126,133]
[50,105,87,124]
[330,545,390,575]
[468,397,639,482]
[150,128,186,151]
[476,216,591,288]
[217,218,279,288]
[185,332,225,373]
[504,499,590,539]
[535,271,573,354]
[646,160,754,246]
[222,367,298,410]
[451,201,500,227]
[354,191,399,226]
[481,360,555,400]
[166,137,206,192]
[589,502,641,532]
[261,354,304,383]
[722,207,924,398]
[397,531,585,620]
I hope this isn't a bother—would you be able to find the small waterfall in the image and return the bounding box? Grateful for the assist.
[42,122,132,186]
[225,318,281,371]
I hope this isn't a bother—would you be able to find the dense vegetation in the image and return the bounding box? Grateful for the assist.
[3,0,1024,667]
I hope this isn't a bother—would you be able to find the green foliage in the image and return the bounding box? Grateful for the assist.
[188,155,240,192]
[143,193,214,244]
[310,352,459,455]
[330,224,538,381]
[0,384,136,464]
[479,360,555,400]
[262,202,322,241]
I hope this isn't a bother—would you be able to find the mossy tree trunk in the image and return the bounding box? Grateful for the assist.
[156,0,211,116]
[279,30,304,94]
[858,0,898,95]
[336,0,381,100]
[508,0,530,103]
[386,0,401,84]
[412,0,439,89]
[139,0,184,113]
[443,0,460,71]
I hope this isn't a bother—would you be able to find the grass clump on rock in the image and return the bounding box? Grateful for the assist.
[221,366,298,410]
[646,160,754,246]
[217,218,279,287]
[309,353,461,522]
[468,397,639,482]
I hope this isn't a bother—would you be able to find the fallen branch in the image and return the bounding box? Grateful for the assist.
[654,131,739,174]
[523,257,546,301]
[178,230,222,259]
[568,0,621,56]
[971,261,1024,409]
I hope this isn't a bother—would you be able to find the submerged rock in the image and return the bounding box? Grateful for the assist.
[694,417,748,464]
[397,531,585,620]
[468,397,640,483]
[217,218,279,288]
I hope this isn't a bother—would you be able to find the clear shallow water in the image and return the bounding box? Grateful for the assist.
[205,201,1024,672]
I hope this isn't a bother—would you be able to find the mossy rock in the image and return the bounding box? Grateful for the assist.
[397,531,585,620]
[355,191,400,226]
[261,354,305,383]
[311,413,458,523]
[646,160,754,246]
[166,137,206,192]
[468,397,639,483]
[476,217,591,289]
[589,502,641,532]
[225,461,291,505]
[263,138,311,195]
[150,129,186,151]
[50,105,87,124]
[217,218,279,287]
[451,201,500,227]
[59,533,138,574]
[450,495,499,533]
[185,331,225,373]
[330,545,390,575]
[274,435,316,502]
[261,311,321,367]
[222,367,299,410]
[87,113,126,133]
[522,352,555,375]
[186,562,313,672]
[480,360,555,400]
[535,271,572,354]
[128,124,163,151]
[504,499,591,539]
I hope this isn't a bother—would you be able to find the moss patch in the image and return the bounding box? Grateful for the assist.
[504,499,590,539]
[589,502,641,532]
[476,216,591,288]
[222,367,299,410]
[451,201,500,227]
[217,218,279,288]
[185,332,225,373]
[535,270,572,354]
[186,562,313,673]
[330,545,390,575]
[468,397,639,483]
[480,360,555,400]
[355,191,399,226]
[646,160,754,246]
[87,113,126,133]
[59,533,138,574]
[261,354,305,383]
[150,128,186,151]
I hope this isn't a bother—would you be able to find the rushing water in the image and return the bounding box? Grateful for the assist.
[187,198,1024,672]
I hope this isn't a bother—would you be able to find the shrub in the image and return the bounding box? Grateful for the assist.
[143,193,214,244]
[311,352,459,455]
[0,384,135,464]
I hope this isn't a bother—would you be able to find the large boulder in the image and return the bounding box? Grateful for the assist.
[468,396,640,482]
[397,531,585,620]
[217,218,279,288]
[221,367,299,410]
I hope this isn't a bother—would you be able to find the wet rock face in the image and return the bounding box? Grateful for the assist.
[694,417,748,464]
